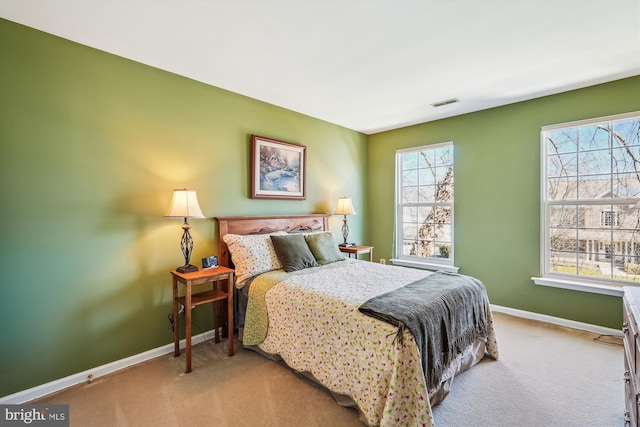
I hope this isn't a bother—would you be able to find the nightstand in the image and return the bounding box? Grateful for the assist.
[171,266,234,373]
[339,245,374,262]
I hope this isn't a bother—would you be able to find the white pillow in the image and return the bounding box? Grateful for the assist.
[222,232,286,287]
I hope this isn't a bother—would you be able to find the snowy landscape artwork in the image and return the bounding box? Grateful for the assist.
[251,135,306,200]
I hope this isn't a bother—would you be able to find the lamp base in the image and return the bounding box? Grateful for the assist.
[177,264,199,273]
[339,242,356,247]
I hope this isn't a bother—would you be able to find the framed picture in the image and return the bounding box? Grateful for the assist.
[251,135,306,200]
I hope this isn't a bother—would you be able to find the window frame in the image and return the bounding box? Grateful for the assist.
[392,142,458,273]
[535,111,640,296]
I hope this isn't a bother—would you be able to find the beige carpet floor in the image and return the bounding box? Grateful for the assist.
[34,312,623,426]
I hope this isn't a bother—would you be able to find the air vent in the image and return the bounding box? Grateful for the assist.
[431,98,460,108]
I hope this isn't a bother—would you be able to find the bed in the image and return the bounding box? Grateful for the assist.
[216,214,499,427]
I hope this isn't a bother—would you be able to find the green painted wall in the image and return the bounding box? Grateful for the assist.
[0,19,368,397]
[369,75,640,330]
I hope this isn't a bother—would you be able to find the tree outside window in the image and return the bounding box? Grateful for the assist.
[396,142,454,265]
[543,112,640,285]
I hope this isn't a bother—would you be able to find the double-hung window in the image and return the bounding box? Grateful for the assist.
[539,111,640,293]
[394,142,456,272]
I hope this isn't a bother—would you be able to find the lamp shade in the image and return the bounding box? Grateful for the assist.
[334,197,356,216]
[164,189,205,218]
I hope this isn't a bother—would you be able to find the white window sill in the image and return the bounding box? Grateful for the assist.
[532,276,623,297]
[391,259,459,273]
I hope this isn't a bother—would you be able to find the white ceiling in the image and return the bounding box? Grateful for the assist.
[1,0,639,134]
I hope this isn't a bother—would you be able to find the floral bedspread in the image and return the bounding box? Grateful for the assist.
[244,259,499,427]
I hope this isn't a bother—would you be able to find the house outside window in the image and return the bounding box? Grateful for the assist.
[394,142,455,271]
[540,111,640,290]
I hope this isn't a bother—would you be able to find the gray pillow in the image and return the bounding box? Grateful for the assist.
[305,232,345,265]
[270,234,318,272]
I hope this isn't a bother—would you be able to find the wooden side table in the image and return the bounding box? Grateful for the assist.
[171,266,234,373]
[339,245,374,262]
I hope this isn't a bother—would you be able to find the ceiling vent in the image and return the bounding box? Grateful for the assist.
[431,98,460,107]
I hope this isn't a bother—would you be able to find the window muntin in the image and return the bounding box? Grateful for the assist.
[542,112,640,286]
[396,142,453,264]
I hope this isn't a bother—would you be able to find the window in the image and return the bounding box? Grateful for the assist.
[600,210,620,227]
[541,111,640,290]
[394,142,454,270]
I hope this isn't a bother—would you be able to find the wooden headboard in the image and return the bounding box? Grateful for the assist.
[215,214,330,268]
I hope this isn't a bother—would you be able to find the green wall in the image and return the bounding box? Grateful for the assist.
[0,19,368,397]
[369,76,640,330]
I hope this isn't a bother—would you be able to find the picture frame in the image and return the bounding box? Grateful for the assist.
[251,135,306,200]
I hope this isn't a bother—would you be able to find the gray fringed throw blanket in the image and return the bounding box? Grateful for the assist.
[358,271,489,391]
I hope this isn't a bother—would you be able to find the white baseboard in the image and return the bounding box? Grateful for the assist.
[1,306,623,404]
[0,329,216,405]
[490,304,623,338]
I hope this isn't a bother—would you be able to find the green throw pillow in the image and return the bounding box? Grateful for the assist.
[270,234,318,272]
[305,232,345,265]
